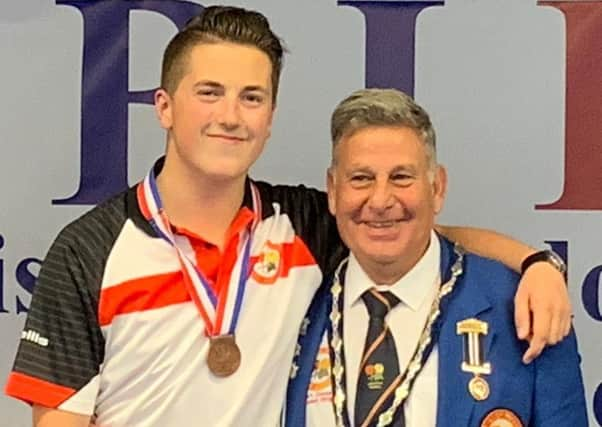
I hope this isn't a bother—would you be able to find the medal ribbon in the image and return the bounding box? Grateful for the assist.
[136,166,261,337]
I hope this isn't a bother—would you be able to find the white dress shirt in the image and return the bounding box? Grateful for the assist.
[343,231,441,427]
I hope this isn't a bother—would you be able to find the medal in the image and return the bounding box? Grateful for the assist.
[207,335,242,377]
[457,318,492,401]
[468,376,490,401]
[138,160,261,377]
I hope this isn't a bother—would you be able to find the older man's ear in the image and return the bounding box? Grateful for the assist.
[326,168,337,216]
[432,164,447,215]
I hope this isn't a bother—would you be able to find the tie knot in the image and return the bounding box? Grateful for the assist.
[361,289,400,320]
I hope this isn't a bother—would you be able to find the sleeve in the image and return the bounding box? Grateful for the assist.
[4,227,105,416]
[532,327,588,426]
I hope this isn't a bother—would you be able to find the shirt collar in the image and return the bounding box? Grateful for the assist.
[344,230,441,312]
[131,156,258,238]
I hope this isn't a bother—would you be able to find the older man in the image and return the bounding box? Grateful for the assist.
[285,89,587,427]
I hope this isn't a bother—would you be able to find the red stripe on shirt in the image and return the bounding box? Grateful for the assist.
[98,236,317,325]
[281,236,318,274]
[99,272,190,326]
[5,372,76,408]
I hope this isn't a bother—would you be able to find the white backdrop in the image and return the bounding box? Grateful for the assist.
[1,0,601,425]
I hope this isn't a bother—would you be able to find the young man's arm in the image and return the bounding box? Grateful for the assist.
[33,406,92,427]
[5,222,106,424]
[436,225,571,363]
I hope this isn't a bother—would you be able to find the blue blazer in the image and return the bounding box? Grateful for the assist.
[285,237,588,427]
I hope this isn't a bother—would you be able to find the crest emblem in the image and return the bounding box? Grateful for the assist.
[481,408,523,427]
[252,241,283,284]
[364,363,385,390]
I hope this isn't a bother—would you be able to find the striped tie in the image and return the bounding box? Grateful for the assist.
[355,289,404,427]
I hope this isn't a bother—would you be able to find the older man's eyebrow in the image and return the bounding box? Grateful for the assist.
[345,165,373,175]
[391,165,418,174]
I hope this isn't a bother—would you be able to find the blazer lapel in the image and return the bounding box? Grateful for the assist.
[436,237,495,427]
[285,278,332,426]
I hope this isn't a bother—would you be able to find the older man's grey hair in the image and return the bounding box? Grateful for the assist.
[330,88,437,170]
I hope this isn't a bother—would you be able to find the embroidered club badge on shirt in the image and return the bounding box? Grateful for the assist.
[252,241,283,284]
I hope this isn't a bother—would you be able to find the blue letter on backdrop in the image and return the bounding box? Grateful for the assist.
[582,265,602,322]
[0,235,7,313]
[338,0,443,96]
[54,0,202,205]
[15,258,42,314]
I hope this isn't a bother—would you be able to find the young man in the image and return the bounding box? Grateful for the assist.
[5,6,571,427]
[285,89,586,427]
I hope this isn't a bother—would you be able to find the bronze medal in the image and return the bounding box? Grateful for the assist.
[207,335,241,377]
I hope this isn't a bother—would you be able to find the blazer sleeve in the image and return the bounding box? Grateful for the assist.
[531,328,588,426]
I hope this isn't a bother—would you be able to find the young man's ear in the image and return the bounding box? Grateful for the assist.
[154,89,173,130]
[266,106,275,140]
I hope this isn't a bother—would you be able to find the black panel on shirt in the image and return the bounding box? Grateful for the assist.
[11,190,128,390]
